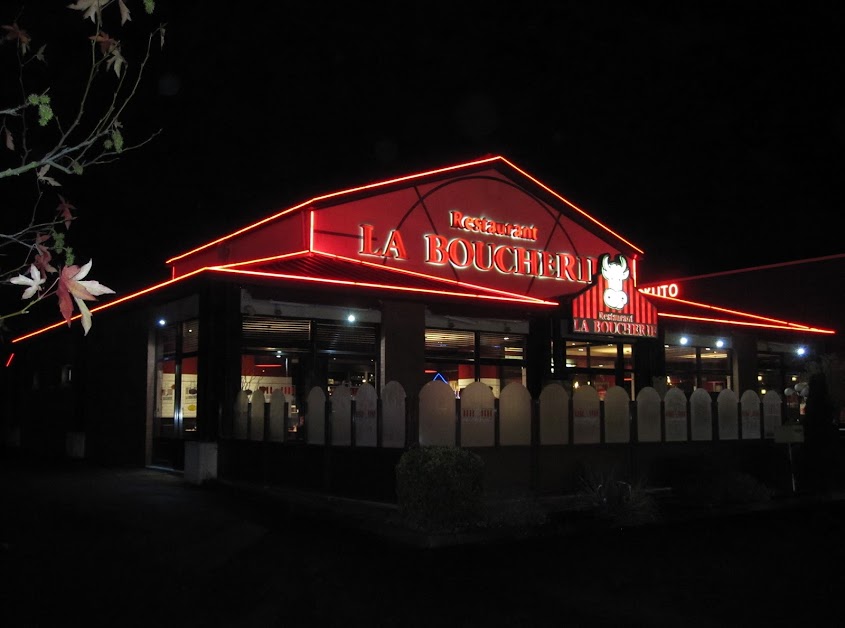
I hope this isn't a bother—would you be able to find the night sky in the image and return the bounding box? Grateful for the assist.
[5,2,845,309]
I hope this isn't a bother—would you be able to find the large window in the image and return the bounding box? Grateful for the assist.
[153,319,200,448]
[241,316,379,439]
[757,348,807,419]
[665,342,732,397]
[424,328,526,398]
[562,341,634,400]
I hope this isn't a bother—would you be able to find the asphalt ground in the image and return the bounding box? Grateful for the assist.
[2,451,845,627]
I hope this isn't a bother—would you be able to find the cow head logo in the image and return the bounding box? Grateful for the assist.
[601,254,629,310]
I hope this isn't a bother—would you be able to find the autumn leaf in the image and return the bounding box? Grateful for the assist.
[118,0,131,25]
[106,47,126,77]
[56,195,76,229]
[67,0,103,23]
[37,164,61,187]
[90,31,117,55]
[57,260,115,335]
[34,233,57,274]
[2,23,31,55]
[10,265,45,300]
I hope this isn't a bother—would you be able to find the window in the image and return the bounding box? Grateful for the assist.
[562,341,634,400]
[153,319,200,436]
[424,328,526,398]
[757,350,806,418]
[665,342,732,397]
[240,316,379,439]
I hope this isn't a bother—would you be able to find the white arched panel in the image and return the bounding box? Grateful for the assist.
[306,386,326,445]
[573,385,600,444]
[381,381,406,448]
[460,381,495,447]
[499,382,531,446]
[419,380,456,447]
[636,386,661,442]
[354,383,378,447]
[539,382,569,445]
[717,389,738,440]
[604,386,630,443]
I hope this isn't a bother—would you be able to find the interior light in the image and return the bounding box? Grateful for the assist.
[158,319,166,326]
[716,339,725,348]
[679,337,689,345]
[347,314,356,323]
[796,346,806,356]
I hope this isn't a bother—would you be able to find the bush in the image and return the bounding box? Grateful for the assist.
[672,470,772,506]
[395,445,485,533]
[576,469,659,527]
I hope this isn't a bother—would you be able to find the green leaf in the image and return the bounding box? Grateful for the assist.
[37,103,54,126]
[112,129,124,152]
[144,0,156,14]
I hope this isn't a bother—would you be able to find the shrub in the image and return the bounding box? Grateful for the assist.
[576,469,659,527]
[483,495,550,533]
[672,470,772,506]
[395,445,485,533]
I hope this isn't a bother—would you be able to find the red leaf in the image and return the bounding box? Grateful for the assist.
[56,195,76,229]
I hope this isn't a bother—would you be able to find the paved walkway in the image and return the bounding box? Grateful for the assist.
[3,452,845,627]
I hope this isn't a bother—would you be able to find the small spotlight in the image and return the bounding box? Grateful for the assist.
[679,337,689,345]
[347,314,356,323]
[716,339,725,348]
[157,319,166,326]
[797,346,806,356]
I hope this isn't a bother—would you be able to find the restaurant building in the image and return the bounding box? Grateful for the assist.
[2,156,839,499]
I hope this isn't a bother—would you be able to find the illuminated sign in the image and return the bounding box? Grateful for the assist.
[640,283,679,298]
[449,211,538,241]
[359,224,597,283]
[571,254,658,338]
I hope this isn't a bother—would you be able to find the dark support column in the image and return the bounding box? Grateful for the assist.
[197,281,242,443]
[732,332,757,395]
[380,301,426,404]
[635,327,665,395]
[527,316,552,399]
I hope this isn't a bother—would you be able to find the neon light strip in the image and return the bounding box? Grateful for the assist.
[11,268,210,343]
[215,250,559,303]
[641,252,845,285]
[166,155,644,265]
[208,266,559,305]
[219,250,311,267]
[640,290,825,331]
[314,251,554,301]
[498,157,644,255]
[658,313,835,334]
[4,352,13,367]
[166,156,503,264]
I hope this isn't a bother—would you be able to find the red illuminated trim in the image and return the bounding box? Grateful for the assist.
[5,352,13,367]
[254,364,282,368]
[209,266,558,305]
[221,250,311,267]
[498,157,644,255]
[166,155,644,266]
[309,210,314,252]
[11,268,210,344]
[645,291,835,333]
[217,249,559,304]
[658,312,835,334]
[641,252,845,286]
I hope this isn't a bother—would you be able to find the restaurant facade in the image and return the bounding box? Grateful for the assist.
[2,156,839,499]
